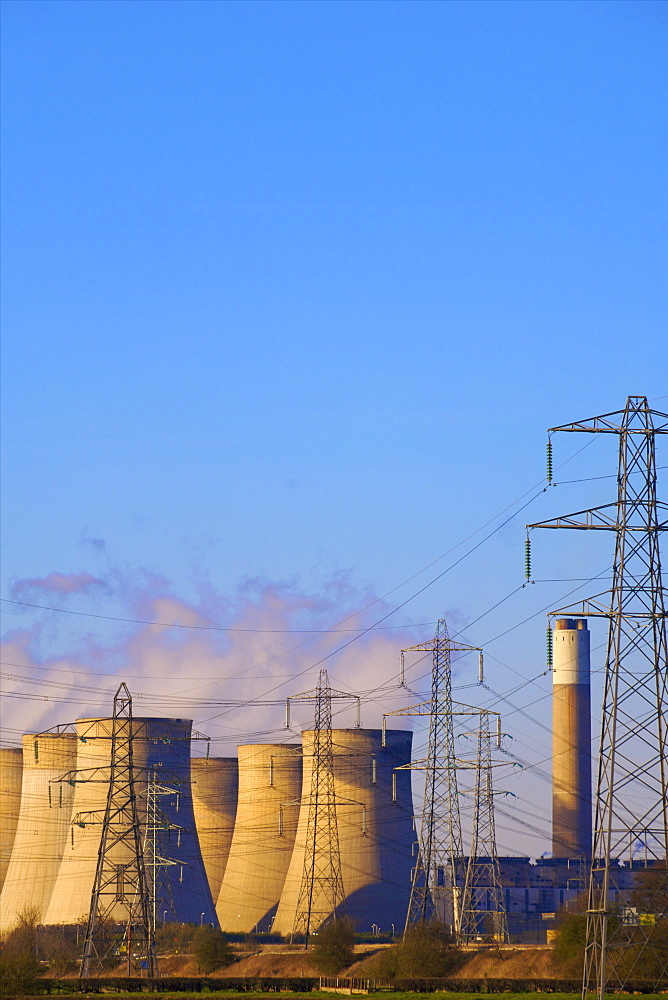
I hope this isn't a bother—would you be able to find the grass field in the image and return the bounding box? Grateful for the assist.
[21,992,668,999]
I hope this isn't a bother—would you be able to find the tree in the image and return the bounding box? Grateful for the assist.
[0,909,45,997]
[631,864,668,916]
[192,926,234,974]
[552,912,587,975]
[0,952,45,997]
[311,919,356,975]
[1,906,40,958]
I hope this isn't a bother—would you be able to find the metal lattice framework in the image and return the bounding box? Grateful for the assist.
[458,709,508,945]
[389,620,500,940]
[288,669,360,944]
[80,684,157,979]
[142,770,182,931]
[528,395,668,996]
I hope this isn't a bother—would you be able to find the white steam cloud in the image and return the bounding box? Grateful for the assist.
[1,567,443,753]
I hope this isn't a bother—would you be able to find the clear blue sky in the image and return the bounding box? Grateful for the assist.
[1,0,666,857]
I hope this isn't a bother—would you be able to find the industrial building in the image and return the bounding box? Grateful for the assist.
[216,743,303,933]
[42,717,216,928]
[0,747,23,897]
[0,636,644,947]
[274,728,414,936]
[191,757,239,903]
[551,618,591,859]
[0,733,78,933]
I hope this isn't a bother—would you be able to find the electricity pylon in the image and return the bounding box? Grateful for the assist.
[287,669,360,944]
[386,620,486,939]
[80,684,157,978]
[528,396,668,996]
[142,770,182,931]
[458,709,508,945]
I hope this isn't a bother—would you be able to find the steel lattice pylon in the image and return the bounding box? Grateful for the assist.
[529,396,668,996]
[142,770,181,932]
[80,684,157,979]
[289,669,359,944]
[388,620,487,939]
[459,709,508,945]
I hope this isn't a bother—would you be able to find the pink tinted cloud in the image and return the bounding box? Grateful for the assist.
[11,572,106,598]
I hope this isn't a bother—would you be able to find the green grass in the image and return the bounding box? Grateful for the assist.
[25,992,668,999]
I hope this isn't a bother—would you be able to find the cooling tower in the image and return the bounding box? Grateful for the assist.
[191,757,238,902]
[0,747,23,895]
[0,734,78,933]
[552,618,592,858]
[273,728,414,936]
[216,744,302,932]
[44,717,216,927]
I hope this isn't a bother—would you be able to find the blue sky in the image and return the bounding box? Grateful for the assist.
[1,0,666,856]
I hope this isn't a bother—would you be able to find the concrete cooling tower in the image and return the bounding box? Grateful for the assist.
[0,747,24,896]
[191,757,238,902]
[43,717,216,927]
[0,734,78,933]
[273,728,414,936]
[552,618,592,859]
[216,744,302,933]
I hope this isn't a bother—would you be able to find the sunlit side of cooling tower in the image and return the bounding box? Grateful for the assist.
[216,744,303,933]
[0,747,25,897]
[273,728,414,936]
[191,757,239,902]
[552,618,592,859]
[0,734,78,933]
[43,717,216,927]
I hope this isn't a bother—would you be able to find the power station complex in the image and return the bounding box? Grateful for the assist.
[0,724,415,937]
[0,615,661,942]
[0,618,620,941]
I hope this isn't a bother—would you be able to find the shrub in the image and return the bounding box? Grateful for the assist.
[311,918,356,974]
[192,925,235,973]
[363,922,463,980]
[155,920,198,954]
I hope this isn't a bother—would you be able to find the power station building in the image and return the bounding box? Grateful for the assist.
[2,637,646,946]
[0,747,23,897]
[0,733,78,934]
[274,728,414,936]
[191,757,239,903]
[42,717,216,928]
[216,743,303,932]
[551,618,591,859]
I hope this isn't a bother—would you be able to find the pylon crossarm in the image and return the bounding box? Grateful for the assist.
[32,723,77,738]
[384,701,432,716]
[530,507,668,531]
[402,640,483,654]
[548,402,668,434]
[71,810,107,827]
[395,759,462,771]
[384,703,495,720]
[54,767,111,784]
[548,593,668,618]
[530,503,624,530]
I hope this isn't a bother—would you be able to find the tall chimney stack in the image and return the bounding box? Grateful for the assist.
[552,618,592,859]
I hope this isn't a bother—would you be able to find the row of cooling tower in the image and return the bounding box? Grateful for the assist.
[0,724,414,937]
